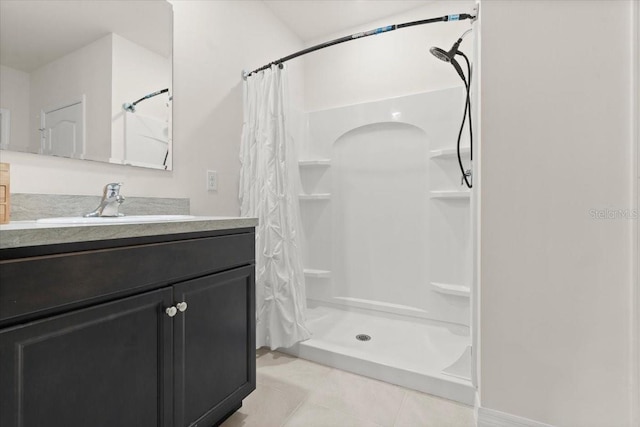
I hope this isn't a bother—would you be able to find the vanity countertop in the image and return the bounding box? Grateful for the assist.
[0,216,258,250]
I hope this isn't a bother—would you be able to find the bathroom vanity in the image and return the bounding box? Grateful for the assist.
[0,217,257,427]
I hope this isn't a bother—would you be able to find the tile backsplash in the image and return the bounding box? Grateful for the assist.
[10,194,190,221]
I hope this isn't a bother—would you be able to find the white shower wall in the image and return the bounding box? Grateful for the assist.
[299,88,471,327]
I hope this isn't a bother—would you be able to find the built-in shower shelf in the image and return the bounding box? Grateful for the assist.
[429,147,470,159]
[299,159,331,167]
[429,191,470,199]
[431,282,470,297]
[304,268,332,278]
[299,193,331,201]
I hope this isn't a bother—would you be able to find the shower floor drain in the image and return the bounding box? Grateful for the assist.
[356,334,371,342]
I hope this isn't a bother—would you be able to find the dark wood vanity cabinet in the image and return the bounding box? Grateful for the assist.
[0,228,256,427]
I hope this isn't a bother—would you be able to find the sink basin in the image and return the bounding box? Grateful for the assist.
[36,215,196,224]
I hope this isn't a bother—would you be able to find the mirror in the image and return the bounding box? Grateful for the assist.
[0,0,173,170]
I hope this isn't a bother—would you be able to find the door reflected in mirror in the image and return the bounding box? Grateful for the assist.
[0,0,173,170]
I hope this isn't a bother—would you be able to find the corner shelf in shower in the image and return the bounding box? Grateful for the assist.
[299,193,331,201]
[430,282,470,298]
[303,268,332,279]
[299,159,331,167]
[429,147,470,159]
[429,191,470,199]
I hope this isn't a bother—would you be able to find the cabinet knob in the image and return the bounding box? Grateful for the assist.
[165,306,177,317]
[176,301,188,312]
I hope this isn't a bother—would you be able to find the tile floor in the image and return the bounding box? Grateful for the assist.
[221,349,474,427]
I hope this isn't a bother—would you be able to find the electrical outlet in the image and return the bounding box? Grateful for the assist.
[206,170,217,191]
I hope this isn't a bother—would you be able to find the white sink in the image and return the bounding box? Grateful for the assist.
[36,215,196,224]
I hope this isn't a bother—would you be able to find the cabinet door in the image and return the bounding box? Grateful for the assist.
[0,287,174,427]
[173,266,256,427]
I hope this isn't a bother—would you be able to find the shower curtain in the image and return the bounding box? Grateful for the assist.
[239,64,311,350]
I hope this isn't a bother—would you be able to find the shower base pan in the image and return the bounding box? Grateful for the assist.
[282,303,475,405]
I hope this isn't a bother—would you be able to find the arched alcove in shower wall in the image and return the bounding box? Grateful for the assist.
[332,122,430,317]
[299,87,471,327]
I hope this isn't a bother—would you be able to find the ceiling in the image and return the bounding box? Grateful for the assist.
[0,0,172,73]
[263,0,432,42]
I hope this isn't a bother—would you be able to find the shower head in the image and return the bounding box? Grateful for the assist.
[429,46,451,63]
[430,44,466,83]
[430,33,470,83]
[430,35,463,63]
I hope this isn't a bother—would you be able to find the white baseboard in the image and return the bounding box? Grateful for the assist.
[477,407,555,427]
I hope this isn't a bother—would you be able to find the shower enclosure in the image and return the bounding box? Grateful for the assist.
[283,87,475,404]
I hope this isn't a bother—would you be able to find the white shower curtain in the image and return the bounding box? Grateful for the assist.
[239,65,311,350]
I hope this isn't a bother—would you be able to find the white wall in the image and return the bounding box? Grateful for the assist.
[0,1,304,216]
[169,0,304,215]
[479,1,636,426]
[303,1,475,112]
[0,65,30,150]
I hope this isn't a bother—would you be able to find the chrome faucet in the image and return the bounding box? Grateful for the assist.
[85,183,125,217]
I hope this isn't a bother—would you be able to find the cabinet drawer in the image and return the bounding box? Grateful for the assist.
[0,232,255,326]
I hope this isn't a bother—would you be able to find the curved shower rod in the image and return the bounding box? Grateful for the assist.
[123,88,170,113]
[243,11,477,79]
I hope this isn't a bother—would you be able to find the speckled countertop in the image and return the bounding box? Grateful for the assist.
[0,217,258,250]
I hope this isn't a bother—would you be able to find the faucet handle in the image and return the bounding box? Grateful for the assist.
[103,182,123,198]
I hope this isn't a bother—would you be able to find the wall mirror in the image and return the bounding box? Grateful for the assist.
[0,0,173,170]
